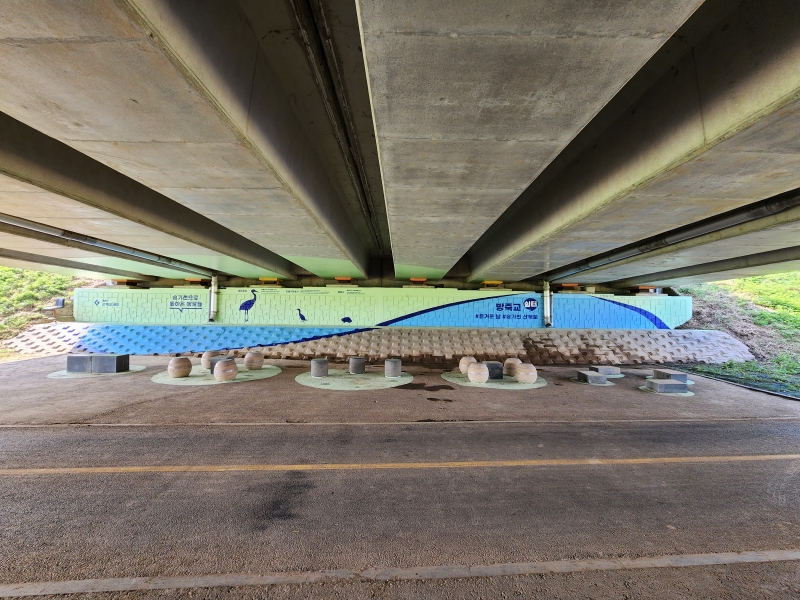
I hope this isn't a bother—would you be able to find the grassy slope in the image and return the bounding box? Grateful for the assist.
[0,267,91,359]
[677,272,800,397]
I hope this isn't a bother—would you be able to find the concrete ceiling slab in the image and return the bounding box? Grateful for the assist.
[357,0,703,278]
[0,0,370,278]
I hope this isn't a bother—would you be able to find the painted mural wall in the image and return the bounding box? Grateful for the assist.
[74,287,691,330]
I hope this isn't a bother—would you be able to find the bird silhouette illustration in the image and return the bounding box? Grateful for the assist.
[341,316,352,323]
[297,308,307,322]
[239,290,257,322]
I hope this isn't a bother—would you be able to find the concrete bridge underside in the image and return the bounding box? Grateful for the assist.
[0,0,799,289]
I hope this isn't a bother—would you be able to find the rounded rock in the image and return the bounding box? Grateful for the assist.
[467,362,490,384]
[503,357,522,376]
[385,358,402,378]
[167,357,192,378]
[310,358,328,378]
[459,356,477,374]
[200,350,219,370]
[515,363,538,384]
[243,351,264,371]
[213,359,238,382]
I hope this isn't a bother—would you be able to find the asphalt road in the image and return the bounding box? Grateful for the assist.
[1,420,799,598]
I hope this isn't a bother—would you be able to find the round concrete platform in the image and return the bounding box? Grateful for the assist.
[441,371,546,390]
[639,386,696,397]
[47,365,147,379]
[151,364,281,386]
[295,369,412,390]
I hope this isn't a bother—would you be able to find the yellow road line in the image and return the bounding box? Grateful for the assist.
[2,454,799,476]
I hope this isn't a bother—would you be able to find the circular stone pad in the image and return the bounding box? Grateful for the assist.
[295,368,412,390]
[646,376,695,385]
[151,364,281,386]
[48,365,147,379]
[569,377,615,387]
[441,370,546,390]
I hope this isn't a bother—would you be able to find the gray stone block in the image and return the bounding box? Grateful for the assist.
[91,354,130,373]
[484,361,504,380]
[646,379,688,393]
[577,370,607,384]
[349,356,366,374]
[589,366,620,376]
[653,369,688,382]
[66,354,92,373]
[311,358,328,378]
[385,358,402,378]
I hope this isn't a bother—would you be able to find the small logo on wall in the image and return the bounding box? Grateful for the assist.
[523,298,538,311]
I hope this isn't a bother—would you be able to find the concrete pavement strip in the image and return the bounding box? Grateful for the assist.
[1,550,799,596]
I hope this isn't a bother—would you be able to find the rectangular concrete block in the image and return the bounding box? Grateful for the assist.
[589,366,621,376]
[91,354,130,373]
[66,354,92,373]
[484,361,504,380]
[208,356,233,373]
[646,379,688,393]
[577,370,606,384]
[653,369,688,382]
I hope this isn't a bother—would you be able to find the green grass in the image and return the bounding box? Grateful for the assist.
[678,272,800,398]
[0,267,89,343]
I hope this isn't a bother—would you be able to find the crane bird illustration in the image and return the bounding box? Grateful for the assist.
[239,290,257,322]
[297,308,307,322]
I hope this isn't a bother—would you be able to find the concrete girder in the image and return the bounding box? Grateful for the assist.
[608,245,800,288]
[0,1,368,278]
[0,227,195,280]
[567,204,800,284]
[469,0,800,282]
[356,0,704,279]
[0,248,157,281]
[0,113,294,279]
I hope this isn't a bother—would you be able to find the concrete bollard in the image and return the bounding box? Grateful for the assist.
[349,356,366,374]
[311,358,328,378]
[467,362,490,383]
[168,357,192,378]
[503,357,522,376]
[459,356,477,374]
[243,351,264,370]
[214,359,238,382]
[514,363,538,383]
[201,350,219,370]
[209,356,234,374]
[385,358,402,378]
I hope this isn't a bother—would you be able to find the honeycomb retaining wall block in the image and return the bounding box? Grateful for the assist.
[349,356,366,375]
[385,358,402,378]
[577,370,607,385]
[504,357,522,375]
[243,351,264,370]
[467,362,490,383]
[646,379,688,393]
[311,358,328,378]
[214,359,238,382]
[514,363,538,383]
[201,350,219,369]
[168,357,192,378]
